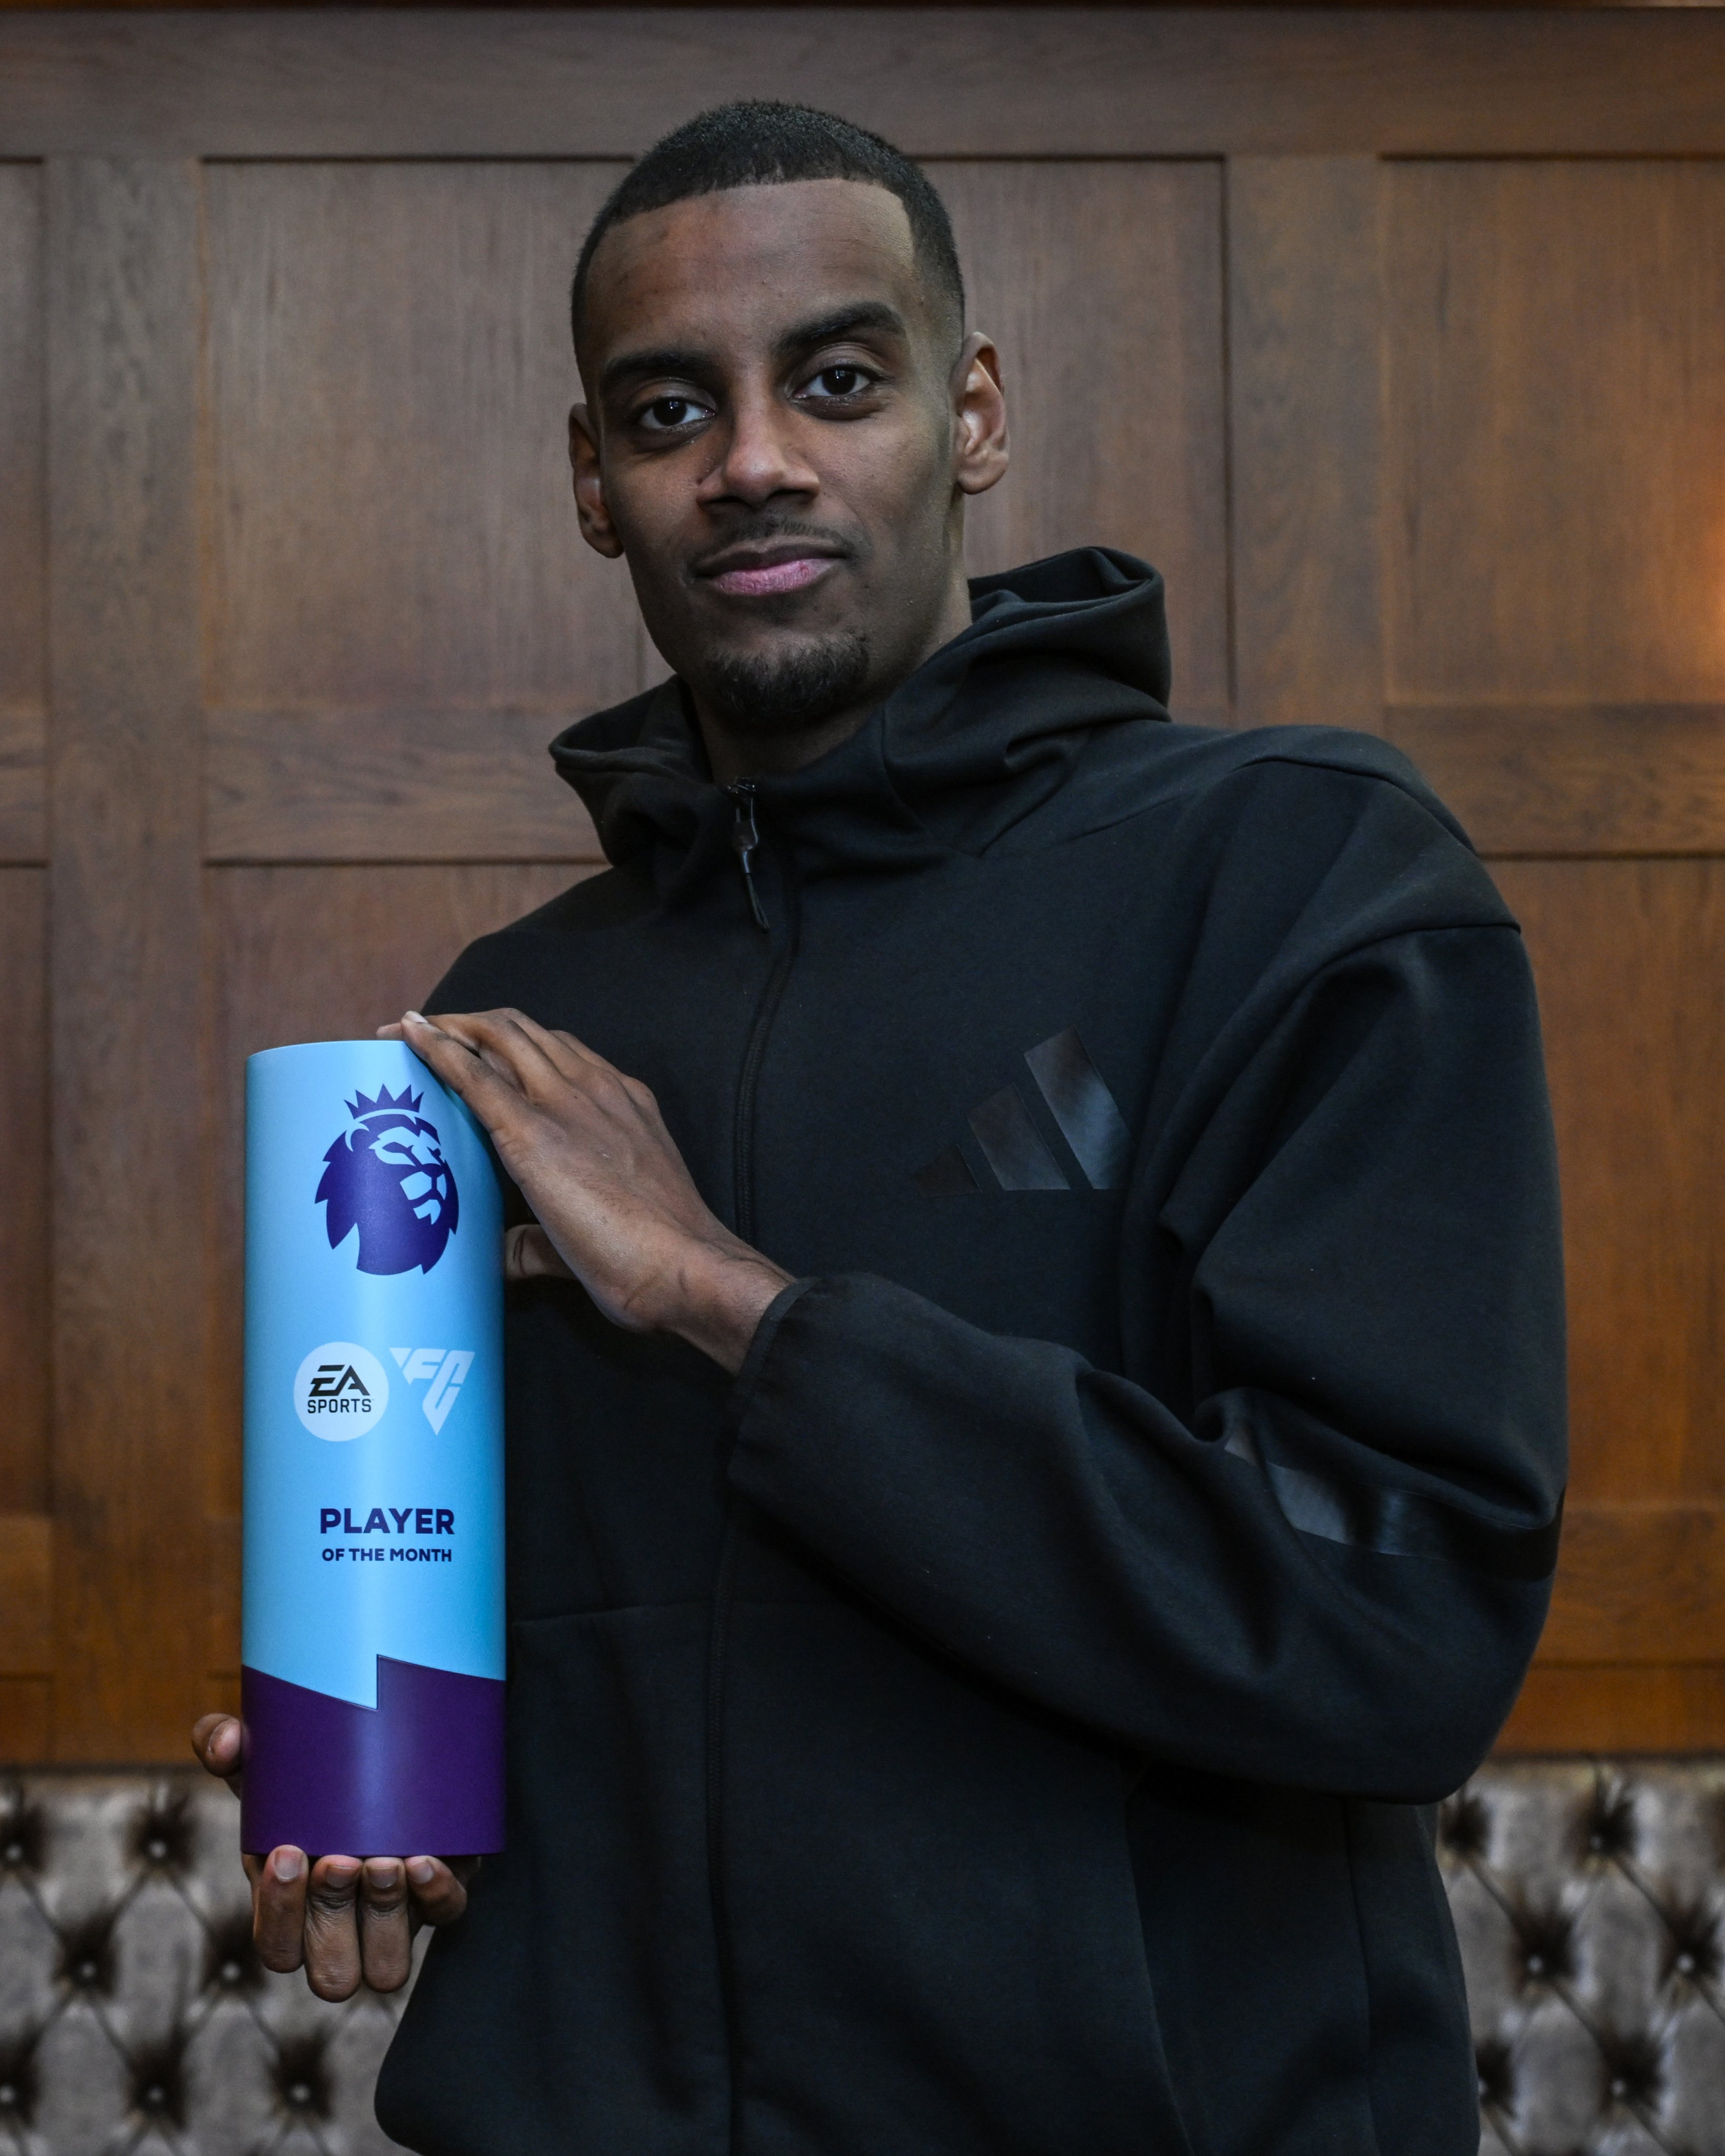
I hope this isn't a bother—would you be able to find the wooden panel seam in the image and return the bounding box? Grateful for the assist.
[8,13,1725,158]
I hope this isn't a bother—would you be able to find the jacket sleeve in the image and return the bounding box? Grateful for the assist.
[724,918,1566,1804]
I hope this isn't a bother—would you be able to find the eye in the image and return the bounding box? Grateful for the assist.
[801,365,874,402]
[637,394,712,432]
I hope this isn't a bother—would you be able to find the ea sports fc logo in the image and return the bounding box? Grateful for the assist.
[295,1342,391,1438]
[316,1083,458,1276]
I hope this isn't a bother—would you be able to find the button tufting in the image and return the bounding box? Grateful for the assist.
[7,1763,1725,2148]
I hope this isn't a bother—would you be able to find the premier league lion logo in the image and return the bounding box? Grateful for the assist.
[315,1084,460,1276]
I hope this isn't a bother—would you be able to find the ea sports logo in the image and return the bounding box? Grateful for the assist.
[315,1083,459,1277]
[295,1342,391,1438]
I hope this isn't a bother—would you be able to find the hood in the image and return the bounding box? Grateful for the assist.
[549,548,1173,889]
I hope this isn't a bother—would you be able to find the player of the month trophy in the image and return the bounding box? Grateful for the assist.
[240,1040,506,1859]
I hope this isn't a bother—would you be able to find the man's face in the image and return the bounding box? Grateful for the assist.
[571,179,1006,750]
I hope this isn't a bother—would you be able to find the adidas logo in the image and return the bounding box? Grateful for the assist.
[914,1028,1130,1194]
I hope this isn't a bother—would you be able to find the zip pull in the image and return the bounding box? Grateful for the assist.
[729,781,770,933]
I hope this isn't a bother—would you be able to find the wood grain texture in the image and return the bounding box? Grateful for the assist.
[0,1514,49,1674]
[1386,161,1725,708]
[941,161,1229,720]
[202,159,640,718]
[1542,1505,1725,1664]
[201,863,592,1524]
[0,869,47,1516]
[1390,706,1725,857]
[1498,1665,1725,1756]
[204,710,602,862]
[8,12,1725,158]
[1229,157,1381,732]
[207,1513,238,1678]
[1495,861,1725,1510]
[0,162,46,857]
[0,1678,49,1762]
[47,158,206,1760]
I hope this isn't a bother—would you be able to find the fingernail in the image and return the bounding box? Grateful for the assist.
[406,1856,435,1886]
[324,1857,361,1885]
[365,1858,402,1888]
[403,1010,424,1024]
[272,1848,303,1883]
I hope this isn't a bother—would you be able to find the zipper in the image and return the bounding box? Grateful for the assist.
[729,781,770,932]
[706,804,799,2151]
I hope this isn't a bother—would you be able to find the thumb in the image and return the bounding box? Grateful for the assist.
[504,1223,575,1283]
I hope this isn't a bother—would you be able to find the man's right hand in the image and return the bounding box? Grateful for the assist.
[192,1713,475,2000]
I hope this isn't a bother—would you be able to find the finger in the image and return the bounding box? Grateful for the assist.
[420,1009,580,1105]
[302,1855,364,2001]
[505,1223,575,1282]
[252,1845,309,1973]
[398,1013,541,1134]
[405,1854,471,1929]
[192,1713,244,1792]
[357,1858,415,1993]
[375,1022,405,1040]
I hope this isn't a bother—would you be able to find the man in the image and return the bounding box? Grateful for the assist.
[196,102,1566,2156]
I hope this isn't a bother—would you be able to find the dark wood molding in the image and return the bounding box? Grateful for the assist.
[46,156,207,1760]
[204,709,603,862]
[7,10,1725,158]
[1388,705,1725,857]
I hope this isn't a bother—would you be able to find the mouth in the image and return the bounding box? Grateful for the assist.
[697,542,845,600]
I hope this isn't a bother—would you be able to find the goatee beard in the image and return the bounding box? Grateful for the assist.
[703,632,871,740]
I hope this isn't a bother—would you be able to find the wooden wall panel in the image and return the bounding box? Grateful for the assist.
[0,870,47,1519]
[1495,861,1725,1508]
[0,162,45,860]
[202,160,635,862]
[1495,859,1725,1749]
[46,158,206,1761]
[1228,157,1381,733]
[1,13,1723,1762]
[8,12,1725,162]
[1385,161,1725,710]
[941,161,1229,721]
[200,863,590,1673]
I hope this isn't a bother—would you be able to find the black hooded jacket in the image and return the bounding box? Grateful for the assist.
[376,550,1566,2156]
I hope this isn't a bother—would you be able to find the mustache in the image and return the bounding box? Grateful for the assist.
[689,518,858,574]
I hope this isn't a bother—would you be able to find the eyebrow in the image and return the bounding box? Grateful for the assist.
[599,300,911,398]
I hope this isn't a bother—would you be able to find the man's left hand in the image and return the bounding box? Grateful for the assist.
[380,1009,791,1375]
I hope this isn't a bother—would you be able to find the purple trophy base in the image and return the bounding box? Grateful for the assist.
[241,1656,506,1858]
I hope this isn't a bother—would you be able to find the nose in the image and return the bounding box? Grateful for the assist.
[700,383,818,512]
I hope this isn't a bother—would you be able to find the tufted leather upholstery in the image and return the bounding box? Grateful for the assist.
[0,1774,414,2153]
[1443,1760,1725,2156]
[3,1761,1724,2153]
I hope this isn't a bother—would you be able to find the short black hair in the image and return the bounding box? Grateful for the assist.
[571,101,964,354]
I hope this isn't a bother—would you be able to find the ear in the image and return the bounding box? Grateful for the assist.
[951,333,1010,500]
[569,404,624,559]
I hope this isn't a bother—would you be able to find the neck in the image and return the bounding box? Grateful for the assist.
[692,567,974,788]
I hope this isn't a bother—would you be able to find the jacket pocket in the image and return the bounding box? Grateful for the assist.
[719,1598,1195,2156]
